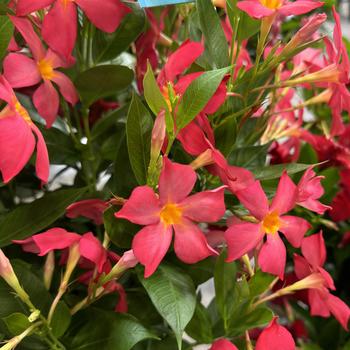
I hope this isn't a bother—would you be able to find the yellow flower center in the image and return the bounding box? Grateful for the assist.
[37,59,55,80]
[61,0,72,8]
[14,101,31,124]
[160,203,183,226]
[260,0,282,9]
[262,211,281,234]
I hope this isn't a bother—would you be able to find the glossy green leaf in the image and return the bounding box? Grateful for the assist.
[3,313,30,336]
[103,206,138,248]
[214,250,237,324]
[138,264,196,350]
[228,143,271,169]
[253,163,313,180]
[0,16,13,62]
[248,270,276,298]
[69,309,157,350]
[126,94,153,185]
[236,12,260,42]
[94,6,145,63]
[176,66,230,131]
[75,65,134,106]
[0,187,86,247]
[196,0,229,69]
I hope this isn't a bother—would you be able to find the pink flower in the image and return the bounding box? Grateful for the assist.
[296,167,331,214]
[237,0,323,20]
[0,75,49,183]
[225,172,311,279]
[294,232,350,330]
[255,317,295,350]
[4,16,78,128]
[66,199,109,225]
[14,228,107,273]
[115,157,226,277]
[16,0,130,61]
[210,338,238,350]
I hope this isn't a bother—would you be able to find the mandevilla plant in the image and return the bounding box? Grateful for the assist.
[0,0,349,349]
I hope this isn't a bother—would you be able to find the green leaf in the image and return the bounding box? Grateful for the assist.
[69,309,157,350]
[196,0,229,69]
[3,313,30,336]
[214,250,237,324]
[126,94,153,185]
[186,301,213,343]
[0,16,13,63]
[248,270,276,298]
[75,65,134,106]
[138,264,196,350]
[103,206,138,248]
[253,163,312,180]
[228,143,270,169]
[176,66,230,131]
[0,187,86,247]
[94,6,145,63]
[143,63,174,135]
[236,12,260,42]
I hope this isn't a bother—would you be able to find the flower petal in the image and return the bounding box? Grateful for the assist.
[42,0,77,60]
[225,222,264,261]
[75,0,130,33]
[293,253,312,279]
[326,293,350,331]
[270,171,297,215]
[279,215,310,248]
[181,186,226,222]
[309,289,331,317]
[16,0,54,16]
[9,16,45,60]
[51,71,79,105]
[236,180,269,220]
[0,115,35,183]
[236,1,275,19]
[79,232,107,273]
[173,219,217,264]
[301,231,326,268]
[31,228,80,256]
[279,1,324,17]
[255,317,295,350]
[30,123,50,183]
[210,339,238,350]
[66,199,108,225]
[258,233,286,279]
[3,53,41,88]
[115,186,160,225]
[158,41,204,85]
[33,81,59,128]
[159,157,197,205]
[132,222,172,278]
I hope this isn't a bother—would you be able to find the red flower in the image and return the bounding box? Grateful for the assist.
[16,0,130,61]
[66,199,109,225]
[255,317,295,350]
[294,232,350,330]
[0,75,49,183]
[210,338,238,350]
[4,16,78,128]
[237,0,323,20]
[115,157,226,277]
[225,172,310,279]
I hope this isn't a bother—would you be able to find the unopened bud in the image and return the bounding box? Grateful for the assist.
[190,149,214,170]
[283,273,325,293]
[150,110,166,161]
[0,250,29,302]
[283,14,327,54]
[28,310,40,323]
[43,251,55,290]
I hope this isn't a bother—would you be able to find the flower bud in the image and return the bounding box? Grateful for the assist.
[0,249,29,302]
[150,110,166,161]
[190,149,214,170]
[43,251,55,290]
[283,272,325,293]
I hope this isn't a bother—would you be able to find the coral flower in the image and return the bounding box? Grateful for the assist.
[225,172,310,279]
[0,76,49,183]
[14,228,107,273]
[4,16,78,128]
[255,317,295,350]
[115,157,226,277]
[210,339,238,350]
[237,0,323,20]
[16,0,130,60]
[66,199,109,225]
[294,232,350,330]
